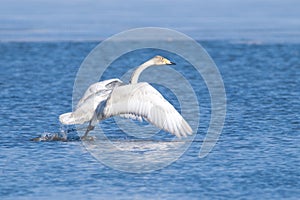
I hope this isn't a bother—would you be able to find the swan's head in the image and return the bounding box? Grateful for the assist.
[152,55,176,65]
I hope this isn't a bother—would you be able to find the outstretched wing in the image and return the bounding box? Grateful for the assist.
[59,79,123,125]
[102,82,193,137]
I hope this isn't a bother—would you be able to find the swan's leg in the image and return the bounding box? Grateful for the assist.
[81,123,95,140]
[81,112,99,140]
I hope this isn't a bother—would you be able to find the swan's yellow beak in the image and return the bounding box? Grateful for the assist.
[163,58,176,65]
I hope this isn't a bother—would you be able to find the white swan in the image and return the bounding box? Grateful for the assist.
[59,55,192,138]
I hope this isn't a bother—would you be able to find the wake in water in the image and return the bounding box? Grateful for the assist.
[30,124,195,143]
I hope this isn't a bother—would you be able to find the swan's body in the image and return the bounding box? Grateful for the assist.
[59,56,192,138]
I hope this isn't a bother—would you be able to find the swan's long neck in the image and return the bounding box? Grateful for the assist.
[130,60,155,84]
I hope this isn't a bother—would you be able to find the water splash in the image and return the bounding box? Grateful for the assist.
[30,126,81,142]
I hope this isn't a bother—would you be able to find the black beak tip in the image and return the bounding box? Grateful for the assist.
[170,62,176,65]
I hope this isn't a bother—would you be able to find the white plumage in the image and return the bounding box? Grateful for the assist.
[59,55,193,138]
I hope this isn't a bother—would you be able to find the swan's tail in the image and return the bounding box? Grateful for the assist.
[59,112,79,125]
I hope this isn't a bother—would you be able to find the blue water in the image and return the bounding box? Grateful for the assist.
[0,41,299,199]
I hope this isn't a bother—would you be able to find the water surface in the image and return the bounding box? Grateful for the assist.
[0,41,299,199]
